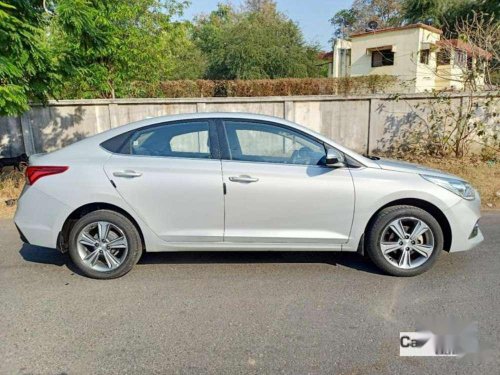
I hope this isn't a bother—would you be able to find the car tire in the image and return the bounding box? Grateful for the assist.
[68,210,143,279]
[365,205,443,277]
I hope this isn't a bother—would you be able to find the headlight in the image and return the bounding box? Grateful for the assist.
[421,174,475,200]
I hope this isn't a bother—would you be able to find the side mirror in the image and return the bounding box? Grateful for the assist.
[325,149,345,168]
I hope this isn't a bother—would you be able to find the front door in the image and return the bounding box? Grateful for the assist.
[219,120,355,244]
[104,120,224,242]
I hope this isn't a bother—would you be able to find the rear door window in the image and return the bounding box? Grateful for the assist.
[102,121,212,159]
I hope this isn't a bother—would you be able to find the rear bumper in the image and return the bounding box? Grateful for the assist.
[15,223,29,244]
[445,193,484,252]
[14,186,71,249]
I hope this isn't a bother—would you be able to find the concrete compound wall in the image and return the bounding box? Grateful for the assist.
[0,93,497,157]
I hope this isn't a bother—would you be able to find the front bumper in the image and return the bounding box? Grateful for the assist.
[444,193,484,252]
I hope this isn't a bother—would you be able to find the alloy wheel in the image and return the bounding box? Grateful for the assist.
[76,221,129,272]
[380,217,435,270]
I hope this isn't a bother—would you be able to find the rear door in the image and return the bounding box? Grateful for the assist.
[218,119,355,244]
[103,120,224,242]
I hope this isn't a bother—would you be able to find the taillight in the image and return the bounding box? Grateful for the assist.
[26,166,69,185]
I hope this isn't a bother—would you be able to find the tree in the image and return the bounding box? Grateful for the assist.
[0,1,56,116]
[243,0,277,13]
[388,90,499,158]
[50,0,202,99]
[193,3,322,80]
[451,11,499,89]
[331,0,404,38]
[403,0,499,32]
[330,9,357,39]
[403,0,450,26]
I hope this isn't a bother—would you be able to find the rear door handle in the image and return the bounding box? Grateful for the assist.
[229,175,259,183]
[113,170,143,178]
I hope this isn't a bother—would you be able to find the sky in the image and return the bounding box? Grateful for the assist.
[181,0,353,50]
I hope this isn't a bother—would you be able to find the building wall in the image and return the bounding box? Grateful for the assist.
[435,64,465,90]
[0,94,496,158]
[414,28,441,92]
[347,27,454,93]
[435,57,486,91]
[349,28,422,92]
[333,26,487,93]
[332,39,352,78]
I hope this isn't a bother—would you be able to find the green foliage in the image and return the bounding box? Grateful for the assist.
[332,0,499,37]
[0,1,56,116]
[490,70,500,85]
[403,0,451,26]
[51,0,202,99]
[6,0,497,118]
[330,9,358,38]
[1,0,330,112]
[331,0,404,37]
[403,0,499,31]
[193,2,323,80]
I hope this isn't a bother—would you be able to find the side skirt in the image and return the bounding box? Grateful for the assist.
[145,241,346,252]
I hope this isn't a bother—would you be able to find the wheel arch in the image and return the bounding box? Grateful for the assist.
[58,203,146,253]
[362,198,452,253]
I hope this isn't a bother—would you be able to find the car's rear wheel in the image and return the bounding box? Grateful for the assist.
[365,205,443,277]
[68,210,142,279]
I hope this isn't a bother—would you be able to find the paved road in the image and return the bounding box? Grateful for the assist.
[1,214,499,375]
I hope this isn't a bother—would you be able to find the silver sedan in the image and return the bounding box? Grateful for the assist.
[14,113,483,278]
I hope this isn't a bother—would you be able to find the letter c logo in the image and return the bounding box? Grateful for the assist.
[401,335,411,347]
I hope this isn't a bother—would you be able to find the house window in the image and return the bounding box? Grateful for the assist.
[467,56,473,70]
[454,50,467,67]
[420,49,430,64]
[371,49,394,67]
[437,50,450,65]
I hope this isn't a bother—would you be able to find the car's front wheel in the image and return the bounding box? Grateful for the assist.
[68,210,142,279]
[365,205,443,277]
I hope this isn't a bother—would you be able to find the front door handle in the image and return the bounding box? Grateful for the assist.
[229,175,259,183]
[113,170,143,178]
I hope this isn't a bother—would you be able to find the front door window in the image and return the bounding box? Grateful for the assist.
[223,120,326,166]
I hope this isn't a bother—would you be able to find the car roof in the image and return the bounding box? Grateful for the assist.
[108,112,316,141]
[88,112,312,142]
[118,112,294,129]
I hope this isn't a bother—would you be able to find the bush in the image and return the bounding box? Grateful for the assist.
[123,76,398,98]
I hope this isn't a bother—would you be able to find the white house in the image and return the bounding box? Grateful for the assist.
[327,23,491,93]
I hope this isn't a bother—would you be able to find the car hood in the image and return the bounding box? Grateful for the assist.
[374,158,463,180]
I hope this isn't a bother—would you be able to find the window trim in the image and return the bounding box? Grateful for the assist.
[99,117,361,168]
[100,119,220,160]
[217,118,331,167]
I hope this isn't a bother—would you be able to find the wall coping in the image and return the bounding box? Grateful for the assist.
[31,92,499,107]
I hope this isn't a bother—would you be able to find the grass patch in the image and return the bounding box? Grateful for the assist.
[0,157,498,219]
[0,169,25,219]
